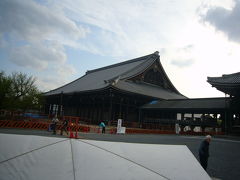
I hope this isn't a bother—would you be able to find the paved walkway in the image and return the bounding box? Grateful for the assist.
[1,128,240,180]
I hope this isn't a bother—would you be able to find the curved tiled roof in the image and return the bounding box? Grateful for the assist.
[114,81,186,99]
[207,72,240,97]
[45,52,185,99]
[207,72,240,85]
[45,53,155,96]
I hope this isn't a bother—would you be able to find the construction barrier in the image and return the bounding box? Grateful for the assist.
[0,120,90,133]
[93,127,101,133]
[0,119,223,136]
[0,120,49,130]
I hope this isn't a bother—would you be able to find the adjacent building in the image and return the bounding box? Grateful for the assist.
[207,72,240,134]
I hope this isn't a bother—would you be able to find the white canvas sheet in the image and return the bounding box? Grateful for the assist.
[0,133,211,180]
[0,134,64,162]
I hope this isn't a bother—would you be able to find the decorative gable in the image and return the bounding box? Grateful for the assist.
[128,59,179,94]
[143,66,164,87]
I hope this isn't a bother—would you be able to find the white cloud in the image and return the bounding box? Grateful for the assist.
[55,0,202,57]
[55,64,77,79]
[0,0,90,89]
[36,76,65,92]
[0,0,88,66]
[0,0,87,42]
[9,42,67,70]
[171,59,194,68]
[162,45,195,68]
[35,63,77,92]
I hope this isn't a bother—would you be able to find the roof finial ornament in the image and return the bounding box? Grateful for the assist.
[154,51,159,55]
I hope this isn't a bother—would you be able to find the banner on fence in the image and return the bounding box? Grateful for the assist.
[117,119,125,134]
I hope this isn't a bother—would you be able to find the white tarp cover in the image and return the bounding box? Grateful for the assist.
[0,133,211,180]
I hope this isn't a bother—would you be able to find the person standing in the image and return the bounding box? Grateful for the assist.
[198,135,211,170]
[52,115,59,135]
[99,121,106,133]
[60,119,69,135]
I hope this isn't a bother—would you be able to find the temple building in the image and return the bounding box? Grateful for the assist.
[44,51,239,134]
[207,72,240,98]
[207,72,240,134]
[44,52,186,126]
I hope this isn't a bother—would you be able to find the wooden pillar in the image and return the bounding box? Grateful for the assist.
[60,92,63,117]
[86,102,90,124]
[79,99,82,118]
[181,113,184,120]
[96,98,101,123]
[91,97,95,124]
[101,97,104,121]
[112,102,116,121]
[119,98,123,119]
[109,89,113,124]
[83,106,87,123]
[138,107,142,128]
[126,99,129,122]
[95,101,99,123]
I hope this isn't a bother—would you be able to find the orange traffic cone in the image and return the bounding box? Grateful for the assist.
[69,131,74,138]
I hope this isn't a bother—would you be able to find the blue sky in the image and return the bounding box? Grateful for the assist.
[0,0,240,98]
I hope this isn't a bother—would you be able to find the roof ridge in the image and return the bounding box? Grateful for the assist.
[208,72,240,79]
[171,97,226,100]
[86,52,158,75]
[158,97,227,102]
[115,53,158,80]
[222,72,240,77]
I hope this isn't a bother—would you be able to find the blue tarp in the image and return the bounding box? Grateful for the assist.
[23,113,47,119]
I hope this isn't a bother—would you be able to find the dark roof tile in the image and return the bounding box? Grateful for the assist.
[142,98,228,109]
[45,52,184,99]
[208,72,240,85]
